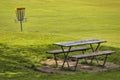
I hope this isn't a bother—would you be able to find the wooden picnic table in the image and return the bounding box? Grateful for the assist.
[47,39,115,71]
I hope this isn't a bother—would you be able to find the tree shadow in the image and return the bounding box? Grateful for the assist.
[0,44,49,73]
[0,43,120,78]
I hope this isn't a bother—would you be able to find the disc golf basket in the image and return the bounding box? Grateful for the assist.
[15,8,26,32]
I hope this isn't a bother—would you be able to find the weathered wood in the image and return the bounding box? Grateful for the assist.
[70,50,115,59]
[47,47,90,67]
[69,50,115,71]
[46,47,90,54]
[54,39,107,47]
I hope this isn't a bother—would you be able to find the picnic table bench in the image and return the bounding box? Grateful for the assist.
[47,47,90,67]
[70,50,115,70]
[47,39,115,71]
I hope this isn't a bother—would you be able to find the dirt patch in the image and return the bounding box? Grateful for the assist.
[35,59,119,74]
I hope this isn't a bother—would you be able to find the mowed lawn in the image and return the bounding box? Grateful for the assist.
[0,0,120,80]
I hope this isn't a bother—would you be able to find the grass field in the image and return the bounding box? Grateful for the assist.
[0,0,120,80]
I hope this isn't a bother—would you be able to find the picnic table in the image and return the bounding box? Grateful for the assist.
[47,39,115,71]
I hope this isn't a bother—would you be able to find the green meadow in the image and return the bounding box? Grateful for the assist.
[0,0,120,80]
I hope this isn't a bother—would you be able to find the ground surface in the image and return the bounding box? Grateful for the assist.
[36,59,119,74]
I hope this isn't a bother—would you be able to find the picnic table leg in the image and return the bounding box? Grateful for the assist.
[61,46,71,69]
[95,43,101,51]
[74,59,79,71]
[82,50,87,63]
[90,43,100,52]
[90,56,95,64]
[54,54,58,67]
[90,43,95,52]
[90,43,101,64]
[102,55,108,66]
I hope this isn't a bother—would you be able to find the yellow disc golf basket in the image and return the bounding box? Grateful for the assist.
[16,8,26,32]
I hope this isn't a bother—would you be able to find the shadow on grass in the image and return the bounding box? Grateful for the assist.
[0,43,120,78]
[99,45,120,65]
[0,43,48,78]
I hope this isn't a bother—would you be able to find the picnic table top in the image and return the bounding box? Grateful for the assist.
[53,39,107,47]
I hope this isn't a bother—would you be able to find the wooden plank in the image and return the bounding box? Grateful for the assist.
[46,47,90,54]
[70,50,115,59]
[54,39,107,47]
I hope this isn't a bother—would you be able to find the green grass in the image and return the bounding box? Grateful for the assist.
[0,0,120,80]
